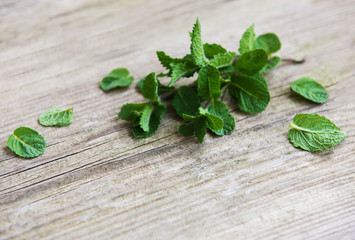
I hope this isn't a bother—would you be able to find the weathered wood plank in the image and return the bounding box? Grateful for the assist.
[0,0,354,239]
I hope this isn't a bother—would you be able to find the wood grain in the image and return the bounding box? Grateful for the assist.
[0,0,354,239]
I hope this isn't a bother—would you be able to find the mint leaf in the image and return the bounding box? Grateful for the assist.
[190,18,208,67]
[255,33,281,55]
[197,65,221,100]
[203,43,227,59]
[210,51,236,69]
[39,107,73,127]
[141,72,159,101]
[179,117,207,143]
[118,103,147,121]
[137,77,174,95]
[261,56,281,73]
[291,77,328,103]
[235,49,268,74]
[7,127,46,158]
[289,113,347,152]
[119,102,166,138]
[171,86,200,117]
[230,74,270,113]
[239,25,256,54]
[139,104,155,132]
[100,68,133,91]
[179,107,223,143]
[208,100,235,135]
[169,61,198,86]
[156,51,180,71]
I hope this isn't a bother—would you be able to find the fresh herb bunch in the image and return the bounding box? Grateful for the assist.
[117,18,282,143]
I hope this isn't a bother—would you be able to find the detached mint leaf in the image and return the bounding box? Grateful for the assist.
[255,33,281,55]
[208,100,235,135]
[230,74,270,113]
[39,107,73,127]
[289,113,347,152]
[210,52,236,69]
[203,43,227,59]
[7,127,46,158]
[197,65,221,100]
[100,68,133,91]
[261,56,281,73]
[291,77,328,103]
[239,25,256,54]
[141,72,159,101]
[235,49,268,74]
[172,86,200,117]
[190,18,208,67]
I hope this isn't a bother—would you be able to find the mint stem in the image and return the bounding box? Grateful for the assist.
[281,57,305,64]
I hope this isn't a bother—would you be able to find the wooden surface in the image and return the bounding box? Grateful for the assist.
[1,0,354,239]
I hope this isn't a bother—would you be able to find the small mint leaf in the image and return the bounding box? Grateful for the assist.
[171,86,200,117]
[197,65,221,100]
[289,113,347,152]
[7,127,46,158]
[169,61,198,86]
[235,49,268,74]
[291,77,328,103]
[255,33,281,55]
[208,100,235,135]
[238,25,256,54]
[230,74,270,113]
[141,72,159,101]
[190,18,208,67]
[39,107,73,127]
[261,56,281,73]
[203,43,227,59]
[101,68,133,91]
[210,51,236,69]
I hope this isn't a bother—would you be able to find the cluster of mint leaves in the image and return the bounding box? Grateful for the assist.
[99,18,346,151]
[115,19,282,143]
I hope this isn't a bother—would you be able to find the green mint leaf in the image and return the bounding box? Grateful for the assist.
[194,117,207,143]
[210,51,236,69]
[179,122,195,136]
[137,77,174,96]
[208,100,235,135]
[141,72,159,101]
[261,56,281,73]
[255,33,281,55]
[190,18,208,67]
[171,86,200,117]
[118,103,147,121]
[39,107,73,127]
[235,49,268,74]
[238,25,256,54]
[230,74,270,113]
[139,104,155,132]
[198,107,223,131]
[289,113,347,152]
[131,102,167,138]
[7,127,46,158]
[100,68,133,91]
[203,43,227,59]
[291,77,328,103]
[197,65,221,100]
[169,61,198,86]
[156,51,179,71]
